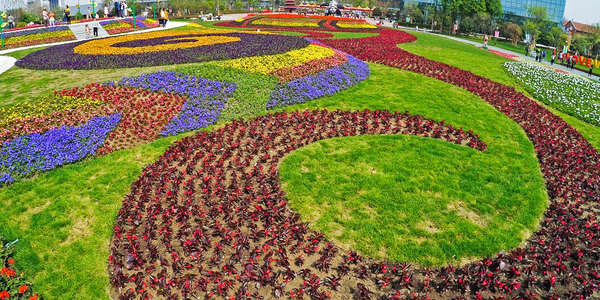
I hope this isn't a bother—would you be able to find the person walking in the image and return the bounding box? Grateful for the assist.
[7,14,14,29]
[114,1,120,18]
[122,1,128,17]
[589,64,594,77]
[42,8,49,27]
[65,5,71,24]
[104,5,109,17]
[551,54,555,65]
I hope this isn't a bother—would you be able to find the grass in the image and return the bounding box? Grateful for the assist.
[396,30,600,150]
[2,47,48,59]
[0,131,195,300]
[279,64,548,266]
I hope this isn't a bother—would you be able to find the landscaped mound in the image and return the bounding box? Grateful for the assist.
[1,31,369,186]
[504,61,600,126]
[15,29,311,69]
[219,14,379,31]
[1,26,76,49]
[109,109,486,300]
[100,16,160,35]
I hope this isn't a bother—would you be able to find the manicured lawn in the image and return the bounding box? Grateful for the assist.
[396,30,600,149]
[279,64,547,266]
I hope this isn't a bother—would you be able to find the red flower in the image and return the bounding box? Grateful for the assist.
[0,291,10,300]
[7,259,14,265]
[29,295,38,300]
[19,286,28,294]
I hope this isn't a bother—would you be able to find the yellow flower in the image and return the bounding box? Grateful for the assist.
[213,44,335,74]
[336,22,377,29]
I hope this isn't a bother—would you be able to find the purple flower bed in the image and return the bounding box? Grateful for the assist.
[3,26,71,39]
[16,32,311,70]
[110,71,236,136]
[0,114,121,186]
[267,55,370,108]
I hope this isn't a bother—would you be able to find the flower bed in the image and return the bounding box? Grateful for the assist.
[505,61,600,126]
[2,26,75,49]
[16,30,311,70]
[0,114,121,184]
[223,15,379,31]
[268,56,369,108]
[99,17,160,35]
[109,109,486,299]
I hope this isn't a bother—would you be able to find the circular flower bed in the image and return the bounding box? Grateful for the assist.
[109,109,486,299]
[219,14,379,32]
[15,30,311,70]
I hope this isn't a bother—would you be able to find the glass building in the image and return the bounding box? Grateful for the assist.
[502,0,566,24]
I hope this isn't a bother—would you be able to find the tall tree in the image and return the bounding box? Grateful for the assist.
[485,0,502,20]
[522,6,550,51]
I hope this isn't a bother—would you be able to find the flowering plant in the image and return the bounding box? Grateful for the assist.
[0,238,39,300]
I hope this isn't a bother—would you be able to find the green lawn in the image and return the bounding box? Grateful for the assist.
[1,25,598,299]
[279,64,547,266]
[397,30,600,149]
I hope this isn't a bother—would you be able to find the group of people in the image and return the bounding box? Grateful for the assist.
[527,46,596,77]
[158,8,169,27]
[112,1,129,18]
[42,8,58,27]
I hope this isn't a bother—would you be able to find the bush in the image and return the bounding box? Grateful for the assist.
[17,22,27,28]
[372,7,382,17]
[500,22,523,45]
[0,238,39,300]
[458,16,476,34]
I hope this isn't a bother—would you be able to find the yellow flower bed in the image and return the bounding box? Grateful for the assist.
[73,29,241,55]
[103,22,131,30]
[5,30,74,45]
[252,19,320,27]
[0,96,102,127]
[235,18,246,22]
[335,22,377,29]
[213,44,335,74]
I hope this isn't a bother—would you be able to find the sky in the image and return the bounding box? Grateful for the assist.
[564,0,600,24]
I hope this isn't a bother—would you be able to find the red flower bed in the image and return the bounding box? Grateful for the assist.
[248,13,359,21]
[109,109,486,299]
[57,84,187,153]
[487,49,519,61]
[315,28,600,299]
[271,48,348,82]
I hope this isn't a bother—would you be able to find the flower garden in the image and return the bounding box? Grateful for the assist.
[100,17,160,35]
[1,15,600,300]
[1,26,76,49]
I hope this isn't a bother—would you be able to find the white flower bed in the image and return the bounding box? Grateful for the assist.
[504,61,600,126]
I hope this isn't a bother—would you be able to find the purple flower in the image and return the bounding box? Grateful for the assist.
[0,114,121,186]
[110,71,236,136]
[267,55,369,108]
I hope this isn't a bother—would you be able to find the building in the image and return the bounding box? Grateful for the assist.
[502,0,566,24]
[563,20,599,37]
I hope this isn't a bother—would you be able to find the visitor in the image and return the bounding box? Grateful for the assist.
[122,2,128,17]
[483,34,488,48]
[589,64,594,77]
[551,54,555,65]
[7,14,14,29]
[65,5,71,24]
[542,50,546,61]
[84,24,92,39]
[43,8,49,27]
[525,45,529,57]
[161,8,168,27]
[114,1,120,18]
[104,5,109,17]
[535,49,539,62]
[87,7,91,19]
[49,10,55,26]
[93,20,99,37]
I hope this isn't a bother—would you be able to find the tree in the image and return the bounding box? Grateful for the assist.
[372,7,382,17]
[473,11,491,33]
[571,36,589,54]
[458,16,475,33]
[403,4,423,23]
[234,0,243,9]
[500,22,522,45]
[522,6,550,51]
[485,0,502,20]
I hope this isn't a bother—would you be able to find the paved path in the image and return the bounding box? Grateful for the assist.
[0,56,17,76]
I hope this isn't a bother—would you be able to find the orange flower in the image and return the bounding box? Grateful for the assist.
[29,295,38,300]
[0,268,7,275]
[19,286,27,293]
[0,290,9,300]
[4,270,15,278]
[7,259,14,265]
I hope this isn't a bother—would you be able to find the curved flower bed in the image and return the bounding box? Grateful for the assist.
[0,114,121,185]
[105,26,600,299]
[109,109,486,299]
[99,17,159,35]
[2,26,76,49]
[16,30,311,70]
[221,15,379,31]
[505,61,600,126]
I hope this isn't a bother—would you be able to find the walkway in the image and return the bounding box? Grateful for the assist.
[0,56,17,76]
